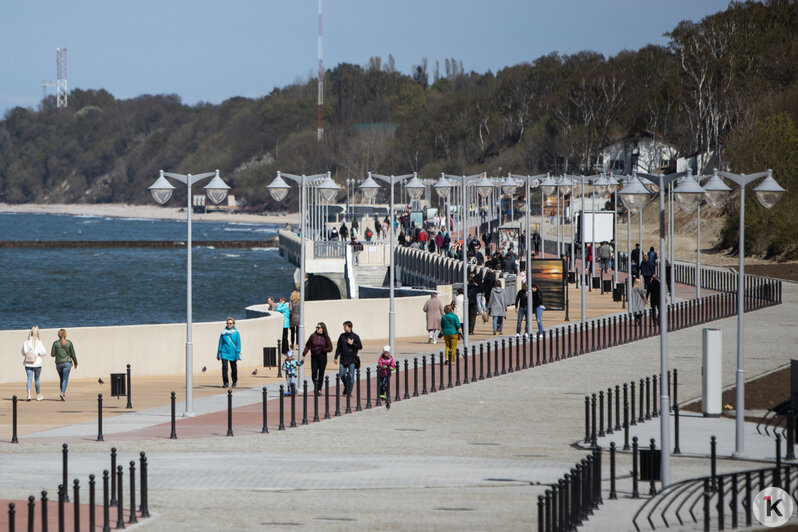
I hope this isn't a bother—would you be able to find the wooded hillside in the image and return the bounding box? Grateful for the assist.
[1,1,796,257]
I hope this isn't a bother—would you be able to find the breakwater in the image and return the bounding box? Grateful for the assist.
[0,239,277,249]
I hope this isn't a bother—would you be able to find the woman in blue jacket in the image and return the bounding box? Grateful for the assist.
[276,296,291,354]
[217,317,241,388]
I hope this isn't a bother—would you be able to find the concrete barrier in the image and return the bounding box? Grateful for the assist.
[0,315,283,385]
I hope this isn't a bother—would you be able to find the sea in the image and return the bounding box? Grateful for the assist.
[0,213,295,330]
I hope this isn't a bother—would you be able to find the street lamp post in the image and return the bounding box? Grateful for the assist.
[148,169,230,416]
[360,172,417,360]
[267,171,335,393]
[713,168,785,457]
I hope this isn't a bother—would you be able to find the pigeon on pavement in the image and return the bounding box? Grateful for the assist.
[251,369,258,376]
[201,366,207,373]
[98,378,104,385]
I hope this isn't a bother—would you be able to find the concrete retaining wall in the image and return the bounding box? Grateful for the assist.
[0,314,284,385]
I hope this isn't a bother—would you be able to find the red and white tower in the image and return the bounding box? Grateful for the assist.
[56,47,68,109]
[317,0,323,140]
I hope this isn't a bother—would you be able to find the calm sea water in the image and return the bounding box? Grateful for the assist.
[0,213,295,330]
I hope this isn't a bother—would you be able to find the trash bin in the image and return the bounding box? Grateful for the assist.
[639,448,661,481]
[110,373,126,397]
[263,347,277,367]
[591,276,600,289]
[567,271,576,284]
[602,279,613,293]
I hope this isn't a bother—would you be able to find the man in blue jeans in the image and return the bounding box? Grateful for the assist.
[335,321,362,396]
[515,283,530,335]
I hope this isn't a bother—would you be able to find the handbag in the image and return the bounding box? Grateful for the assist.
[354,355,361,370]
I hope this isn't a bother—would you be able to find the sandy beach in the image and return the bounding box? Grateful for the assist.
[0,203,299,225]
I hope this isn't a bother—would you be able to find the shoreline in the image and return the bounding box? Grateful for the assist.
[0,202,299,225]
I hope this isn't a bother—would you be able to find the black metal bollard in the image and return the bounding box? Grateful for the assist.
[609,442,618,500]
[422,356,428,395]
[404,359,411,398]
[522,334,528,368]
[649,439,657,495]
[775,434,782,487]
[396,360,402,401]
[116,465,125,529]
[672,368,678,408]
[324,375,331,419]
[630,380,637,426]
[652,375,658,417]
[554,328,559,361]
[486,342,492,378]
[365,368,372,409]
[355,370,362,412]
[455,348,461,385]
[413,357,419,396]
[41,490,49,532]
[788,416,795,460]
[494,340,500,376]
[128,462,137,524]
[170,392,177,439]
[632,436,640,498]
[471,344,476,382]
[62,444,70,503]
[139,452,150,518]
[430,353,437,392]
[11,395,19,444]
[591,394,597,448]
[623,390,630,451]
[447,352,453,389]
[614,384,621,432]
[262,387,270,432]
[375,374,382,407]
[126,364,132,409]
[501,338,506,374]
[584,396,591,444]
[385,368,392,410]
[278,385,286,430]
[334,374,342,417]
[303,380,310,424]
[25,496,33,532]
[710,435,717,491]
[537,495,544,532]
[598,391,605,437]
[110,448,117,506]
[479,343,485,378]
[606,388,613,434]
[102,469,111,532]
[8,502,15,532]
[638,378,645,423]
[89,474,96,530]
[674,404,681,454]
[645,376,651,420]
[227,389,235,436]
[58,484,65,532]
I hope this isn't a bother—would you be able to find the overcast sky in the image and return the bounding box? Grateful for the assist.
[0,0,731,116]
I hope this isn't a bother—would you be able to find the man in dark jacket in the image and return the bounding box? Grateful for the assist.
[339,223,348,241]
[335,321,362,396]
[647,274,661,329]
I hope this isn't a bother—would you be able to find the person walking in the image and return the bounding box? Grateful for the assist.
[334,321,362,396]
[275,296,290,354]
[451,288,464,324]
[217,317,241,388]
[423,293,444,344]
[289,290,301,349]
[467,274,480,335]
[282,351,303,395]
[630,277,647,326]
[339,222,348,241]
[50,329,77,400]
[302,322,333,395]
[377,345,396,399]
[22,326,46,401]
[630,243,641,276]
[647,273,662,329]
[598,241,612,274]
[515,283,529,335]
[440,305,462,364]
[640,257,655,289]
[487,280,507,334]
[531,284,545,335]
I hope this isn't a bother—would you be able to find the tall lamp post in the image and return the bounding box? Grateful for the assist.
[712,168,785,457]
[359,172,417,360]
[267,171,335,392]
[539,174,557,259]
[148,169,231,416]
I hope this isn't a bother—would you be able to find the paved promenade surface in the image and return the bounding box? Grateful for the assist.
[0,277,794,531]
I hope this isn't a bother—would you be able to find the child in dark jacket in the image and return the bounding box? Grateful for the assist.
[377,345,396,399]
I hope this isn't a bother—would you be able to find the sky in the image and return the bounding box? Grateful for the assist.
[0,0,732,117]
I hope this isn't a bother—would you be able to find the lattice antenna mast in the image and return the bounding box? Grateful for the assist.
[56,47,68,109]
[317,0,323,140]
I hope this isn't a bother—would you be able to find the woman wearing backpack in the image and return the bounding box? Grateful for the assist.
[22,326,47,401]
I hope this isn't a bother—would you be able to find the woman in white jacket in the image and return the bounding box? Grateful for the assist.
[22,326,47,401]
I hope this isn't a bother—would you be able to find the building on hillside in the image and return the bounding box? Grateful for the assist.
[594,134,678,175]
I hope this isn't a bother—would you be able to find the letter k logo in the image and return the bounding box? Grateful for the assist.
[765,496,783,517]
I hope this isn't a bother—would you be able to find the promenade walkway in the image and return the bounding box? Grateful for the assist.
[0,275,792,531]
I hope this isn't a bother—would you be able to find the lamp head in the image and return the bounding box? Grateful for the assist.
[404,174,426,200]
[149,170,176,205]
[317,175,340,203]
[753,170,785,209]
[203,170,230,205]
[266,172,291,202]
[359,174,380,201]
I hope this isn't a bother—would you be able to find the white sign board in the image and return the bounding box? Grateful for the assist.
[576,211,615,244]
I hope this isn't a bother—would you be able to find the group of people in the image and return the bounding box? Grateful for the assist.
[628,243,671,327]
[19,326,78,401]
[266,291,302,355]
